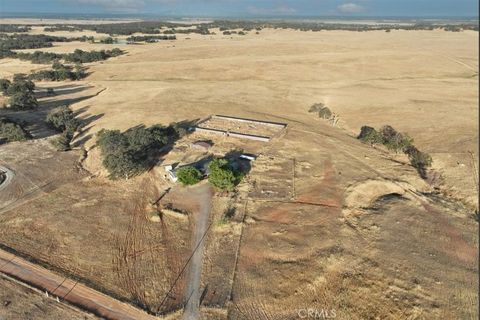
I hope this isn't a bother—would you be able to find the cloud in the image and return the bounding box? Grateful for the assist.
[247,5,297,15]
[337,3,364,13]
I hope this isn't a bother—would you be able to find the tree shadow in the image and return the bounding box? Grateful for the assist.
[35,85,93,99]
[224,148,254,175]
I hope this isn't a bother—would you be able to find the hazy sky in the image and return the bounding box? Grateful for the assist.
[0,0,478,17]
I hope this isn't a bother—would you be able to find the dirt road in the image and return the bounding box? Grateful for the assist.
[0,248,158,320]
[183,183,212,320]
[0,165,13,192]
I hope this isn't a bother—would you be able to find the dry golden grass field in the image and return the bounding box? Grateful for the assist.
[0,22,478,319]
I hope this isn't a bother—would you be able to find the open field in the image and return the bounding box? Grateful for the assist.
[0,22,478,319]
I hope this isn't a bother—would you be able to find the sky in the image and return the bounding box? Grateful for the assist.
[0,0,478,17]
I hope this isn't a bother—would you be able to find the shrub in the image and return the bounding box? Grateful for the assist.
[380,125,413,152]
[0,118,30,142]
[177,166,202,185]
[358,126,384,144]
[405,145,432,178]
[0,79,10,94]
[50,131,73,151]
[309,103,332,119]
[8,90,38,110]
[208,158,239,191]
[6,78,35,95]
[46,106,80,134]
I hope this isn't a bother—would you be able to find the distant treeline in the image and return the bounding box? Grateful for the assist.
[0,25,31,33]
[0,33,91,50]
[44,25,84,32]
[126,35,176,42]
[4,48,123,64]
[10,20,476,37]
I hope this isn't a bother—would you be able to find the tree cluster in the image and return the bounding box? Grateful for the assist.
[47,106,80,151]
[0,117,31,143]
[208,158,243,191]
[97,124,186,179]
[309,103,332,119]
[29,62,87,81]
[358,125,432,178]
[126,35,176,42]
[13,48,124,65]
[0,33,85,51]
[0,25,31,32]
[177,166,203,185]
[0,76,38,110]
[44,25,84,32]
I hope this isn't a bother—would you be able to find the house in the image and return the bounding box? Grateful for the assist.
[164,165,178,182]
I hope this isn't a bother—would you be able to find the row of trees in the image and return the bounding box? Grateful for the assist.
[126,35,176,42]
[0,25,31,32]
[0,75,38,110]
[97,124,186,179]
[0,33,90,51]
[44,26,84,32]
[358,125,432,178]
[29,62,87,81]
[13,48,124,64]
[0,117,31,143]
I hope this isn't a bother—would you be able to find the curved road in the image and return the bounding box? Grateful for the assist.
[0,165,14,192]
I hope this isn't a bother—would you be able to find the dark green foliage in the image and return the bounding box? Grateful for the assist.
[126,35,176,42]
[0,25,31,32]
[358,126,384,144]
[177,166,202,185]
[2,76,37,110]
[100,37,116,44]
[16,51,60,64]
[208,158,242,191]
[8,91,38,110]
[0,33,79,51]
[43,26,84,32]
[96,124,184,179]
[6,78,35,94]
[63,48,124,63]
[379,125,414,152]
[0,49,16,59]
[404,145,432,178]
[29,62,87,81]
[359,125,432,179]
[0,118,31,143]
[46,106,80,134]
[7,48,124,65]
[50,131,73,151]
[0,79,10,94]
[309,103,332,119]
